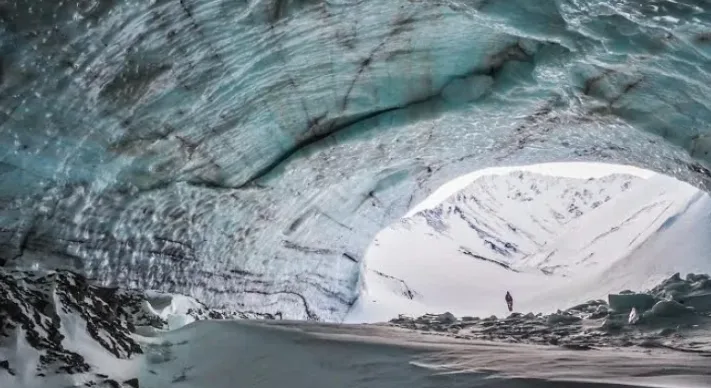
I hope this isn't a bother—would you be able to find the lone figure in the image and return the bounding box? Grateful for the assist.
[505,291,513,312]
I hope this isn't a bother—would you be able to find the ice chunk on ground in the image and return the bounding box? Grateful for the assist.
[608,293,657,313]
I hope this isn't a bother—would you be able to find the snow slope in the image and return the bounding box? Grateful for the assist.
[407,171,643,267]
[0,269,269,388]
[347,172,711,323]
[518,174,702,277]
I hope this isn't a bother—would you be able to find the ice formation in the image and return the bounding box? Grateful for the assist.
[3,0,711,321]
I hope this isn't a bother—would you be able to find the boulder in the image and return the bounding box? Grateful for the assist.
[434,312,456,324]
[647,300,695,317]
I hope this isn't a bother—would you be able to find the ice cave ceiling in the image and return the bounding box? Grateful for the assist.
[1,0,711,321]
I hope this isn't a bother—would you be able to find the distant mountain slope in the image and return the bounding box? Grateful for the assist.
[348,171,711,323]
[518,174,702,277]
[398,171,643,268]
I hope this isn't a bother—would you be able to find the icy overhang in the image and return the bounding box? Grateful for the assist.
[1,0,711,321]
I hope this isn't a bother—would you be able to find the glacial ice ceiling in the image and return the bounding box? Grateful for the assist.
[2,0,711,321]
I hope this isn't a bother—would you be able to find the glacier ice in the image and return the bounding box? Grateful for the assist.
[3,0,711,320]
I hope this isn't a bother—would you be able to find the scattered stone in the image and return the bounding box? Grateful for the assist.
[384,273,711,354]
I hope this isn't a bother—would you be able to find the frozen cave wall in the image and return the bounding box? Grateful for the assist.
[2,0,711,321]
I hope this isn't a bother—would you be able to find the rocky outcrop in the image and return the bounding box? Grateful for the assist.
[0,268,272,385]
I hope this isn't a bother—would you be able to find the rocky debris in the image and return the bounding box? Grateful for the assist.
[0,268,274,384]
[385,273,711,353]
[0,359,15,376]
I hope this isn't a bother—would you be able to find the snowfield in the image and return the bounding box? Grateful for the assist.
[347,171,711,323]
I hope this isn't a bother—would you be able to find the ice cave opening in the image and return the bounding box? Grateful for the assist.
[345,162,711,323]
[4,1,711,385]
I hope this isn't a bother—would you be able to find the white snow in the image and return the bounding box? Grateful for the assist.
[346,168,711,323]
[406,162,656,217]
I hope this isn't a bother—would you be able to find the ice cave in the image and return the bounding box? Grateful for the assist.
[2,0,711,387]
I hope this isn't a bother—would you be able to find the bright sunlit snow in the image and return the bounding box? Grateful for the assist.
[406,162,657,217]
[346,165,711,323]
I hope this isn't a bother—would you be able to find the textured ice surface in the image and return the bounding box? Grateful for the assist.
[141,319,711,388]
[3,0,711,320]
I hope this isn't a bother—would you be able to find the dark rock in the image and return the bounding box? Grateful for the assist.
[123,378,140,388]
[561,344,593,351]
[547,313,582,325]
[104,379,120,388]
[434,312,456,324]
[646,300,695,317]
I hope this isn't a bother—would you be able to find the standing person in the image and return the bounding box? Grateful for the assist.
[505,291,513,312]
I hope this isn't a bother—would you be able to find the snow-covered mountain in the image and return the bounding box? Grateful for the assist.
[519,174,703,277]
[347,172,711,323]
[397,171,643,270]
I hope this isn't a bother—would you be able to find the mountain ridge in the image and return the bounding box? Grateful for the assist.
[398,171,644,270]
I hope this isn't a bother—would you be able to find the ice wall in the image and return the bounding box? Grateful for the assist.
[2,0,711,320]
